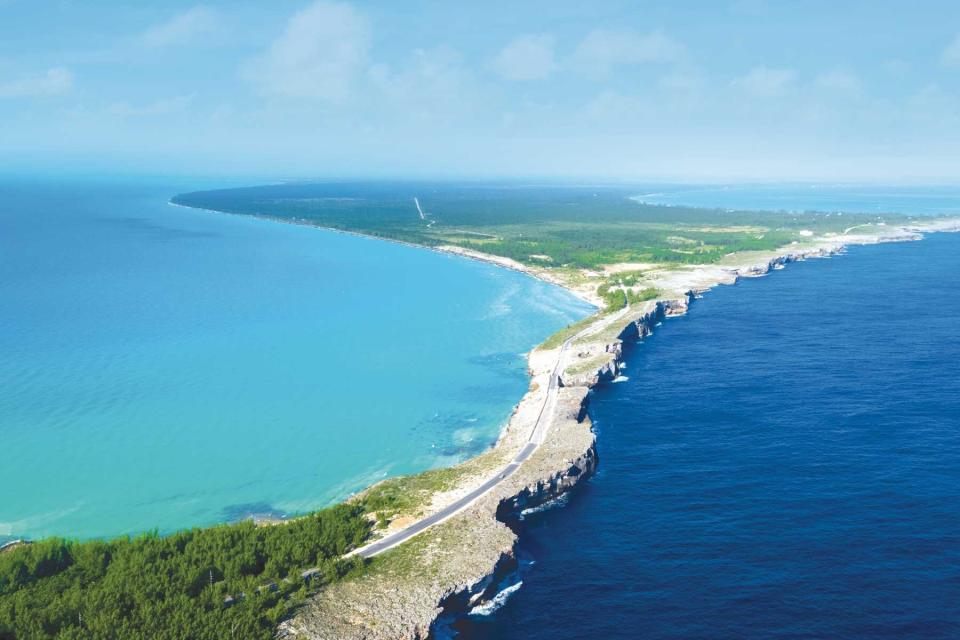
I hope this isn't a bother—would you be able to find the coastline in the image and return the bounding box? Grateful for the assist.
[168,200,602,307]
[172,199,960,638]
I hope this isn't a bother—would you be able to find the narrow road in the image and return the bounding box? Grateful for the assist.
[352,303,630,559]
[843,223,876,235]
[234,310,618,603]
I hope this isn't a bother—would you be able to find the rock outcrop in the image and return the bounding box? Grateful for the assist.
[283,382,599,640]
[284,219,960,640]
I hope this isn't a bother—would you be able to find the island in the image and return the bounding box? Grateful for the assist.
[4,182,958,639]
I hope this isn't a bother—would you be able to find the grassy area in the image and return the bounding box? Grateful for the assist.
[596,280,661,311]
[565,353,614,377]
[358,522,448,581]
[357,449,505,527]
[539,312,605,351]
[611,269,648,286]
[173,182,904,270]
[359,512,503,583]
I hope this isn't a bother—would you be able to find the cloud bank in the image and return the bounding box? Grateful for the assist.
[242,1,370,102]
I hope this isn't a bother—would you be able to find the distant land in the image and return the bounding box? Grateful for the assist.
[173,182,914,268]
[3,182,959,639]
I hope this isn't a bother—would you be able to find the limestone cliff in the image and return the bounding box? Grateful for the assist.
[282,387,599,640]
[283,220,960,640]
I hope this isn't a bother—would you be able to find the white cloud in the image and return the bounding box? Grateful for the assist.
[942,33,960,66]
[0,67,73,99]
[583,89,649,121]
[907,82,957,119]
[658,71,704,94]
[242,1,370,102]
[732,66,795,97]
[729,0,769,16]
[883,58,910,76]
[491,34,556,81]
[573,29,683,72]
[367,46,477,127]
[141,6,218,47]
[370,47,464,98]
[108,95,194,117]
[815,69,861,95]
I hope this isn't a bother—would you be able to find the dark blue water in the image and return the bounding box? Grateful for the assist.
[461,233,960,639]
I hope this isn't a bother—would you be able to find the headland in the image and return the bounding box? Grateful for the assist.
[198,190,953,638]
[8,180,959,639]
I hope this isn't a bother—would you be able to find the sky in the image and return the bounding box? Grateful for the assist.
[2,0,960,181]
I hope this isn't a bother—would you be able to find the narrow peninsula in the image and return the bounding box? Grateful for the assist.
[173,184,960,639]
[5,183,959,640]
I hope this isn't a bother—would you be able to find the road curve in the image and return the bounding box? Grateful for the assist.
[352,304,629,559]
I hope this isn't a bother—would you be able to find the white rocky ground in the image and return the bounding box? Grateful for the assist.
[283,219,960,640]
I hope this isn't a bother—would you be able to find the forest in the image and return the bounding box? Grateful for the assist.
[0,503,371,639]
[173,182,901,269]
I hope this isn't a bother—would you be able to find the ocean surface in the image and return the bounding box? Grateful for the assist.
[636,183,960,216]
[458,231,960,638]
[0,179,592,542]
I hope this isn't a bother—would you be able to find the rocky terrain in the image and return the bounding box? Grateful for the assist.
[283,219,960,640]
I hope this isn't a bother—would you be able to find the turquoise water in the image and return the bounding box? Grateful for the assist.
[0,179,592,542]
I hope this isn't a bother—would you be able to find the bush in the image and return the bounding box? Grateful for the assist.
[0,504,372,639]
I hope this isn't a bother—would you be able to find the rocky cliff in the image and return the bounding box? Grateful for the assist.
[282,385,599,640]
[283,220,960,640]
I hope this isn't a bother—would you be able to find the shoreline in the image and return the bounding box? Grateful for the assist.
[172,199,960,638]
[168,200,602,308]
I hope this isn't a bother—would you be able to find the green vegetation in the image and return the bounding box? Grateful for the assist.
[0,504,370,640]
[0,434,510,640]
[540,313,604,350]
[173,182,905,270]
[613,270,647,287]
[596,282,626,311]
[360,449,504,526]
[362,468,464,526]
[628,287,661,304]
[8,182,902,639]
[443,223,798,268]
[595,281,661,312]
[360,521,447,581]
[566,353,614,377]
[360,513,504,582]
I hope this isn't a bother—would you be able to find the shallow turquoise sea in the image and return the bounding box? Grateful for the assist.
[0,179,592,542]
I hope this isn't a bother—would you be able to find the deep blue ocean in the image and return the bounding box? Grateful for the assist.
[0,179,591,542]
[460,232,960,638]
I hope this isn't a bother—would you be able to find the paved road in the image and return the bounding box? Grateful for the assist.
[353,349,564,558]
[351,304,632,559]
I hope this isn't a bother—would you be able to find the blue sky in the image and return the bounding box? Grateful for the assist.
[2,0,960,181]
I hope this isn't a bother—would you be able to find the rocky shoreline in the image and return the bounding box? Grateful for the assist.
[281,218,960,639]
[172,200,960,638]
[283,297,698,638]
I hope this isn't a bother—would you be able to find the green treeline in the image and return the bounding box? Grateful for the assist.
[596,282,661,311]
[0,503,371,640]
[174,183,897,271]
[456,225,800,269]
